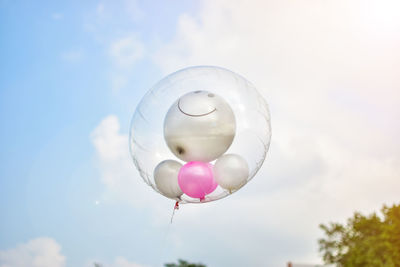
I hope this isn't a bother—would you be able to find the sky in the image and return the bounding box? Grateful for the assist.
[0,0,399,266]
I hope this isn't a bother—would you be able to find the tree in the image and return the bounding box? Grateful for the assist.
[164,259,206,267]
[319,203,400,267]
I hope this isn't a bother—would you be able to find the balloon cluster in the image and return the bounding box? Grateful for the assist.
[130,66,271,204]
[154,90,249,200]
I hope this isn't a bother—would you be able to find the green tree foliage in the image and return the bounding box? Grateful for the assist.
[319,203,400,267]
[164,259,206,267]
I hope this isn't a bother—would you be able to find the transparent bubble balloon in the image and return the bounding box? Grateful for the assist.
[129,66,271,204]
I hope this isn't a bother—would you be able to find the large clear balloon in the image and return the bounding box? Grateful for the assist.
[130,66,271,204]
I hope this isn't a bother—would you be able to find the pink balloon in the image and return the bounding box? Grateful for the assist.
[178,162,218,200]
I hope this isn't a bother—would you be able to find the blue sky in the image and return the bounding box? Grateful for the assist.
[1,0,400,267]
[0,1,197,266]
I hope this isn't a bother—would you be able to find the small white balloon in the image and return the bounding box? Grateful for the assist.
[154,160,183,199]
[214,154,249,191]
[164,90,236,162]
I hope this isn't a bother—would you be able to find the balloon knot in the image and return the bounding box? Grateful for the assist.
[174,201,179,210]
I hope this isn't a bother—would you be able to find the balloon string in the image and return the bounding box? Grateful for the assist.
[170,201,179,224]
[160,207,174,263]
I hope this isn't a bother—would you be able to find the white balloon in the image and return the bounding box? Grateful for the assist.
[164,90,236,162]
[214,154,249,191]
[154,160,183,199]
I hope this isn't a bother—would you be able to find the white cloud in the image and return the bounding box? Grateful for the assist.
[111,257,141,267]
[83,1,146,91]
[89,257,146,267]
[121,0,144,21]
[61,49,83,62]
[109,73,129,92]
[90,115,164,211]
[51,13,63,20]
[96,3,105,17]
[90,115,134,197]
[84,0,143,36]
[152,0,400,211]
[107,36,145,91]
[149,0,400,265]
[109,36,144,68]
[0,238,66,267]
[109,257,146,267]
[91,115,126,162]
[94,0,143,22]
[89,0,400,265]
